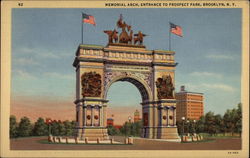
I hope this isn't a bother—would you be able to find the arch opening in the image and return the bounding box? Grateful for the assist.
[104,76,152,103]
[116,77,149,102]
[105,78,146,136]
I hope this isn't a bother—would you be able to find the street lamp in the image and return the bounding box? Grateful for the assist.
[128,116,132,123]
[128,116,132,137]
[186,120,190,135]
[181,117,185,136]
[193,120,196,134]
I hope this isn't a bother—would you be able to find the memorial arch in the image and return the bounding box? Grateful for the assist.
[73,15,180,141]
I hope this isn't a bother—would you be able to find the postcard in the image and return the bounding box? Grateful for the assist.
[1,0,249,158]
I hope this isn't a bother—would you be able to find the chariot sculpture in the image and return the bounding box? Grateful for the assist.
[104,14,147,46]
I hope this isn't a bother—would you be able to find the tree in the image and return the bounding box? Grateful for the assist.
[71,120,77,136]
[214,114,223,134]
[17,116,32,137]
[196,116,205,133]
[223,109,237,135]
[187,120,195,134]
[58,121,66,136]
[176,121,181,134]
[51,121,60,136]
[107,125,119,136]
[133,121,142,136]
[119,121,142,137]
[63,120,73,136]
[204,112,217,135]
[33,117,48,136]
[235,103,242,135]
[184,120,190,134]
[223,103,242,136]
[10,115,18,138]
[120,122,130,136]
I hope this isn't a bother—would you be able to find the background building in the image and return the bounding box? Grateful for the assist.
[107,118,114,126]
[134,109,141,122]
[176,86,204,121]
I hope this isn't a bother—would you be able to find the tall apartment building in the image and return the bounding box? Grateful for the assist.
[176,86,204,122]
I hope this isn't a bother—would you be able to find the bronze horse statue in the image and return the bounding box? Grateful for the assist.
[128,30,133,44]
[112,29,118,43]
[134,31,146,45]
[104,29,118,43]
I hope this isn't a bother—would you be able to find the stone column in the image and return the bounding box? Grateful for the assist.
[100,106,103,127]
[148,105,153,138]
[91,106,94,126]
[103,105,107,127]
[159,106,163,126]
[78,103,83,127]
[167,107,169,126]
[100,106,103,126]
[98,106,101,126]
[83,106,86,126]
[153,104,158,139]
[173,107,176,126]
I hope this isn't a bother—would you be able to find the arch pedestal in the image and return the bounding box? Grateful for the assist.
[73,44,181,142]
[74,98,109,140]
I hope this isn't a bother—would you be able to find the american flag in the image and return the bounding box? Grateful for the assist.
[82,13,96,26]
[170,22,183,37]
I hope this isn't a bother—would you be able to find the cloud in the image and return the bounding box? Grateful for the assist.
[190,71,223,78]
[38,51,60,59]
[201,83,235,92]
[18,47,34,54]
[205,54,234,60]
[43,72,74,80]
[15,47,72,60]
[13,69,74,81]
[181,82,235,93]
[13,70,36,80]
[13,58,40,66]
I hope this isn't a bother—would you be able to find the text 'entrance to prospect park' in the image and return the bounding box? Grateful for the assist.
[73,15,181,142]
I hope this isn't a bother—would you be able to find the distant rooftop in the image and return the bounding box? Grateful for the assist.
[176,85,204,95]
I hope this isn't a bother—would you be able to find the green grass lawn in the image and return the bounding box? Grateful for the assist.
[181,139,215,143]
[199,133,241,139]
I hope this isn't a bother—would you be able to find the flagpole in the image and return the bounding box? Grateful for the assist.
[169,23,171,51]
[81,13,83,44]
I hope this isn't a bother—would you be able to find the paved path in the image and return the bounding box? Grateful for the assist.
[10,136,241,150]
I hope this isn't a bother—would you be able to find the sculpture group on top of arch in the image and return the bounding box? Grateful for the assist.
[104,14,147,45]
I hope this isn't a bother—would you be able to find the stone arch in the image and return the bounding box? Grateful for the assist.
[104,74,153,103]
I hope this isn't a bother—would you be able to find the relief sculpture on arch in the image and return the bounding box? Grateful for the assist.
[156,74,175,99]
[81,71,102,97]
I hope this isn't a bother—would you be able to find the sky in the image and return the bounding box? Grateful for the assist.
[11,8,242,125]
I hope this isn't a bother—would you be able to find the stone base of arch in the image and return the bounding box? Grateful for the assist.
[142,127,180,141]
[76,127,109,141]
[74,98,109,141]
[157,127,181,141]
[141,100,181,142]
